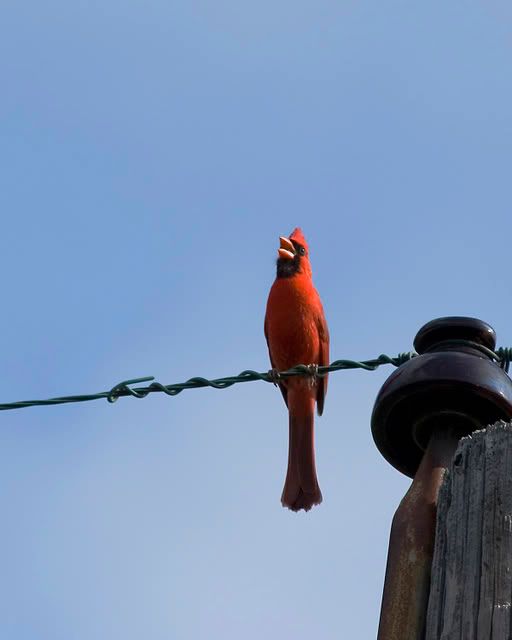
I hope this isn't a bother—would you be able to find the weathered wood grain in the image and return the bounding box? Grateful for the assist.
[425,421,512,639]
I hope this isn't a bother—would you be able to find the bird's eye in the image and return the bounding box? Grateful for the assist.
[299,247,306,256]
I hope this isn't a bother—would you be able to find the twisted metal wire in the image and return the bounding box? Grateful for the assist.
[496,347,512,373]
[0,345,509,412]
[0,352,417,412]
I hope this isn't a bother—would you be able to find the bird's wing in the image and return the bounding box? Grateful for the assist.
[316,310,330,416]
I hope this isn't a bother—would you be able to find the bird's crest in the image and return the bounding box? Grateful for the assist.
[289,227,309,251]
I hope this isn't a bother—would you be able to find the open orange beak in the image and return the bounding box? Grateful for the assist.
[278,236,296,260]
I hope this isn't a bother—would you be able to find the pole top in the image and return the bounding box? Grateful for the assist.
[371,317,512,477]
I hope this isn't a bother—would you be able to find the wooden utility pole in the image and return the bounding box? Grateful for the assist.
[371,317,512,640]
[426,422,512,639]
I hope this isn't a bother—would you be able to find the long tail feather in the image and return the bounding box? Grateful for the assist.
[281,395,322,512]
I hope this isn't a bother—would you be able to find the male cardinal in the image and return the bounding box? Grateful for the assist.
[264,228,329,512]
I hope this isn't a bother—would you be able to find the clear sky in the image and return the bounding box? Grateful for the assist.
[1,1,511,638]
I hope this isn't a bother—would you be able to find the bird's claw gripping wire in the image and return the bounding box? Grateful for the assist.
[306,363,319,388]
[267,368,281,386]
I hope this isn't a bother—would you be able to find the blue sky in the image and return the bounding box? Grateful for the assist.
[1,1,511,638]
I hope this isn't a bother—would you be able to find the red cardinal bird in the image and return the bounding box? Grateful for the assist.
[264,228,329,512]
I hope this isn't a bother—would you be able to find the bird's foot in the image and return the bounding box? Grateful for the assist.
[306,364,319,389]
[267,368,281,386]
